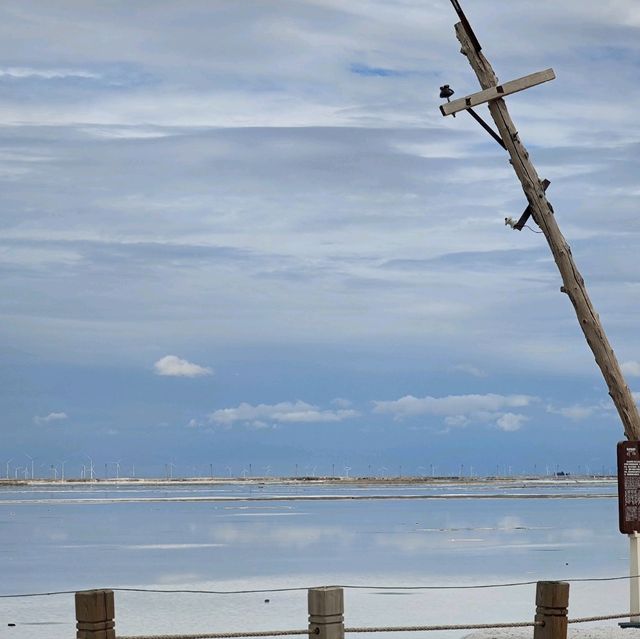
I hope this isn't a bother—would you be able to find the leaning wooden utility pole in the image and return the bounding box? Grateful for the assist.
[440,2,640,440]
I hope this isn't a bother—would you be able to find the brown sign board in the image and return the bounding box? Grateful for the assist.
[618,441,640,534]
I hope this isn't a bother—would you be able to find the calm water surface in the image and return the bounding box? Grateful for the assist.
[0,481,629,639]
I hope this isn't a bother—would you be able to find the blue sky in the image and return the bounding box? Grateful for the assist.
[2,0,640,478]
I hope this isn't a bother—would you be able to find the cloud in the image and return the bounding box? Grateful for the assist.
[373,393,535,419]
[209,400,359,426]
[349,63,405,77]
[34,412,68,425]
[0,66,100,80]
[450,363,487,378]
[154,355,212,378]
[496,413,527,432]
[622,361,640,377]
[547,403,596,421]
[373,393,535,431]
[3,0,640,472]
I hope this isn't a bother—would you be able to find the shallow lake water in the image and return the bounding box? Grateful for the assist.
[0,481,632,639]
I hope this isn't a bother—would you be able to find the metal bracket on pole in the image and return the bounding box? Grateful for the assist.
[449,0,482,52]
[514,179,550,230]
[465,107,506,149]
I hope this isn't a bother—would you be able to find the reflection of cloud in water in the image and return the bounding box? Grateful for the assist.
[128,543,226,550]
[220,512,304,517]
[417,526,550,532]
[59,543,226,550]
[209,524,355,547]
[417,515,551,534]
[223,506,294,510]
[559,527,593,542]
[36,530,69,542]
[497,515,524,530]
[373,528,589,553]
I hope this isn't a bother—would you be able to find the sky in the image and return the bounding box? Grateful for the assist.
[2,0,640,479]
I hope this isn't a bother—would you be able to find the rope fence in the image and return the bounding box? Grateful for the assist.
[68,581,640,639]
[115,614,640,639]
[117,617,640,639]
[117,624,542,639]
[345,621,542,632]
[6,572,640,598]
[118,630,315,639]
[568,612,637,623]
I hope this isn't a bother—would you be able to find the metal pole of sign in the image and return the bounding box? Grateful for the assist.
[630,533,640,624]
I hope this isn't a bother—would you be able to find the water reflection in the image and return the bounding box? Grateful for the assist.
[0,482,628,639]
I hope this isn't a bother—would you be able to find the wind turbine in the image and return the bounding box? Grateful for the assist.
[25,454,35,480]
[85,456,95,481]
[59,460,67,481]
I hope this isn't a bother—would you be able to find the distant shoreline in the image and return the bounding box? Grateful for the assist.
[0,476,618,505]
[0,476,616,488]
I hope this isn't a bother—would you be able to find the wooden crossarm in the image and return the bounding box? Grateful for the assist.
[440,68,555,116]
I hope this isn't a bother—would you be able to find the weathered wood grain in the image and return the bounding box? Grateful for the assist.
[454,21,640,440]
[440,68,555,116]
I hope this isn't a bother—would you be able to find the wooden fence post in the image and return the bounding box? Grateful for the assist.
[534,581,569,639]
[75,589,115,639]
[308,587,344,639]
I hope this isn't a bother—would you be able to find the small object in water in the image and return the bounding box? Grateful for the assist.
[264,599,270,603]
[8,623,16,627]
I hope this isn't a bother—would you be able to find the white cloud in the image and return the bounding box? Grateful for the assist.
[547,404,596,421]
[450,363,487,378]
[373,393,535,431]
[622,361,640,377]
[34,412,68,425]
[0,66,99,80]
[154,355,212,378]
[444,415,469,427]
[372,393,535,419]
[496,413,527,432]
[209,400,359,426]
